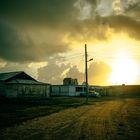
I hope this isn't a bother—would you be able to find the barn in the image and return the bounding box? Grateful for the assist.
[0,71,50,98]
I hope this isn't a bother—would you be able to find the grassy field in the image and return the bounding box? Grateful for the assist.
[0,97,87,128]
[0,96,123,128]
[0,96,140,140]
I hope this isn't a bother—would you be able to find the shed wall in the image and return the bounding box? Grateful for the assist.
[4,84,50,98]
[0,82,6,97]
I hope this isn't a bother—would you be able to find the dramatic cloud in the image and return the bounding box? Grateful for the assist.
[125,1,140,20]
[0,62,36,78]
[0,21,35,62]
[74,0,97,20]
[65,62,111,85]
[0,60,48,80]
[0,0,77,27]
[37,59,111,85]
[0,21,70,62]
[38,56,70,84]
[67,17,110,41]
[0,0,139,85]
[0,0,139,63]
[66,65,84,84]
[106,15,140,40]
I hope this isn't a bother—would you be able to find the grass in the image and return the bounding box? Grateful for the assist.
[0,97,88,128]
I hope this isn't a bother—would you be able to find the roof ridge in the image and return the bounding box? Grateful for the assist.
[0,71,30,81]
[0,71,24,74]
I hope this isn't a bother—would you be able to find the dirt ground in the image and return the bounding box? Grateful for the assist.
[1,98,140,140]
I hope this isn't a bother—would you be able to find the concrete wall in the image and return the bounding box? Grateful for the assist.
[100,85,140,97]
[99,86,124,97]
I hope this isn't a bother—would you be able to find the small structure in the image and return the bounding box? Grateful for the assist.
[0,71,50,98]
[51,85,86,96]
[63,78,78,85]
[51,77,84,96]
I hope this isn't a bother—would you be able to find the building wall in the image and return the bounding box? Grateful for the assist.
[0,82,6,97]
[51,85,86,96]
[2,84,50,98]
[99,86,123,96]
[69,86,76,96]
[51,86,61,96]
[100,85,140,97]
[51,85,69,96]
[60,86,69,96]
[51,85,140,97]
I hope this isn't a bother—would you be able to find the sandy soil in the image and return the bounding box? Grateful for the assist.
[1,98,140,140]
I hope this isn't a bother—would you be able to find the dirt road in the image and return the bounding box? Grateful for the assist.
[1,98,140,140]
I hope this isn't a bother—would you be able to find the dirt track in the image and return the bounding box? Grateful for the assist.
[1,98,140,140]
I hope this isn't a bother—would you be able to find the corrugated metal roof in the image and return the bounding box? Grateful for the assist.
[7,79,42,84]
[0,71,50,85]
[0,71,23,81]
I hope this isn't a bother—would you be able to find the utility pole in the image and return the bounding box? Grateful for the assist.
[85,44,88,103]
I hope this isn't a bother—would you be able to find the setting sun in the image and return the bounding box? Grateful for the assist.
[109,52,139,85]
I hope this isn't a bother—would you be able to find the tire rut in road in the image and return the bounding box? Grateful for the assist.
[54,101,123,140]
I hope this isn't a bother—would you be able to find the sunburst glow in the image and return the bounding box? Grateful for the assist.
[109,52,139,85]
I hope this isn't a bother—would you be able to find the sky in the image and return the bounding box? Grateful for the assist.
[0,0,140,85]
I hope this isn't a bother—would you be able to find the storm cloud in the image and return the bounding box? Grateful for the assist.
[38,57,70,84]
[0,0,77,27]
[38,59,111,85]
[0,20,70,62]
[106,15,140,40]
[66,65,84,84]
[0,0,139,63]
[0,21,35,62]
[0,0,139,84]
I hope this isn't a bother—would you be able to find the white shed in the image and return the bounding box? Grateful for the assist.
[51,85,86,96]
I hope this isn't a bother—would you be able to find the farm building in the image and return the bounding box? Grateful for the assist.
[0,71,50,98]
[51,77,85,96]
[51,85,86,96]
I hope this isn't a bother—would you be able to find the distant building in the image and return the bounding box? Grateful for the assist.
[96,85,140,97]
[63,78,78,85]
[0,71,50,98]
